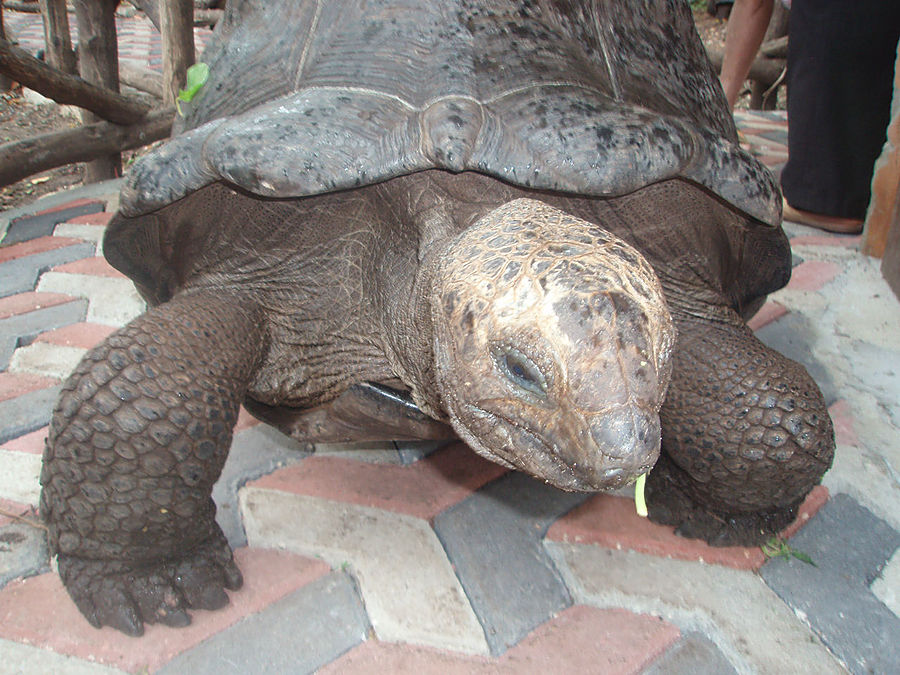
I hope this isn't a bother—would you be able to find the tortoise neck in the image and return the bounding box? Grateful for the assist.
[379,238,451,421]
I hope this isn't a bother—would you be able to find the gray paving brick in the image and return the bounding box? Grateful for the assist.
[0,300,88,370]
[0,521,49,588]
[0,243,97,298]
[157,571,369,675]
[0,385,61,445]
[760,494,900,675]
[755,313,839,405]
[1,202,103,246]
[643,632,738,675]
[433,472,587,655]
[214,424,310,548]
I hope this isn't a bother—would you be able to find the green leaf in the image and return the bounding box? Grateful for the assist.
[177,62,210,104]
[761,537,816,566]
[790,549,817,567]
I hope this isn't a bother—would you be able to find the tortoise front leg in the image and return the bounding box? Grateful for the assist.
[40,290,267,635]
[646,308,834,546]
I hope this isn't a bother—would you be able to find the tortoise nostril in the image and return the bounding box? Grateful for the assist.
[590,408,660,462]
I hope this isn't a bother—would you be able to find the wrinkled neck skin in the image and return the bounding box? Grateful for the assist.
[373,202,460,421]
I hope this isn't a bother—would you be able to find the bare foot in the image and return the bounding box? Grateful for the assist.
[782,201,863,234]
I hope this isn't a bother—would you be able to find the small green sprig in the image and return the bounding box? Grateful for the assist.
[634,473,648,517]
[175,62,210,115]
[761,537,816,566]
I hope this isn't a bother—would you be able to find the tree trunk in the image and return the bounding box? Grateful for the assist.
[128,0,159,31]
[0,107,174,187]
[74,0,121,183]
[160,0,194,106]
[0,39,151,123]
[0,4,11,92]
[39,0,76,74]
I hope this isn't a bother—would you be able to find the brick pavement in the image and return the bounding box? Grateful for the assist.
[0,16,898,669]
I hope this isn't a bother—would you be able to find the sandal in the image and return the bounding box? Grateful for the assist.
[782,200,863,234]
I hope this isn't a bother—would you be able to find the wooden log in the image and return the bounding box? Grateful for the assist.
[3,2,41,13]
[194,8,222,27]
[38,0,75,74]
[0,107,174,187]
[0,38,150,123]
[160,0,194,105]
[119,61,163,98]
[73,0,121,183]
[760,36,789,59]
[707,48,785,89]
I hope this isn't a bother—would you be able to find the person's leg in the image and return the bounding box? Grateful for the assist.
[781,0,900,230]
[719,0,775,109]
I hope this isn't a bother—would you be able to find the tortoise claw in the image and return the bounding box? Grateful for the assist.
[57,531,241,635]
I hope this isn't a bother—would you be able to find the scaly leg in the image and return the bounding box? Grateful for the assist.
[646,309,834,546]
[40,290,267,635]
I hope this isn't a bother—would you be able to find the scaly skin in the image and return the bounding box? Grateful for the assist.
[645,308,835,546]
[40,290,266,635]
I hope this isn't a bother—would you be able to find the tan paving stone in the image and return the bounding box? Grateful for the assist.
[36,273,145,326]
[240,486,490,654]
[0,638,126,675]
[0,449,41,507]
[9,342,86,380]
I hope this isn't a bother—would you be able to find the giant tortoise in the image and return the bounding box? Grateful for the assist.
[40,0,834,635]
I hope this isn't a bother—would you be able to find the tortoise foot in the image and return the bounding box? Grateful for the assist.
[645,457,801,547]
[57,528,242,636]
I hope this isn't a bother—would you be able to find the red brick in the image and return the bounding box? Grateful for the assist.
[828,399,860,448]
[234,405,262,432]
[0,547,329,673]
[249,442,507,520]
[0,236,84,264]
[786,261,842,292]
[747,301,787,332]
[545,486,829,570]
[51,257,125,278]
[2,427,48,454]
[0,498,36,528]
[0,292,76,320]
[35,322,116,349]
[323,605,680,674]
[30,198,102,218]
[0,372,58,402]
[64,212,113,226]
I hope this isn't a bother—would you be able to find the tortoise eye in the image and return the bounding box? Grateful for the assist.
[493,346,548,398]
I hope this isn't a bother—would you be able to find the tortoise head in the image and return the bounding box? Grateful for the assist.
[432,199,675,491]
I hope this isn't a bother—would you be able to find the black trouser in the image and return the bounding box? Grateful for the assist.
[781,0,900,219]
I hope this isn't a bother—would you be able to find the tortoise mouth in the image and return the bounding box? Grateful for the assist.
[456,403,651,492]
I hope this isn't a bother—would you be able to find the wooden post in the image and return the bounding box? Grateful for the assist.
[73,0,121,183]
[750,2,789,110]
[862,43,900,275]
[0,4,11,92]
[160,0,194,106]
[39,0,76,74]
